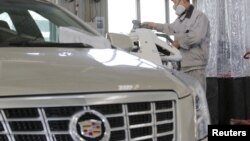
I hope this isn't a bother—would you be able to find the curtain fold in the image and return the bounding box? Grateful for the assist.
[197,0,250,78]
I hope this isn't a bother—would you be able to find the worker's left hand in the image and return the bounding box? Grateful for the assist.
[172,41,180,49]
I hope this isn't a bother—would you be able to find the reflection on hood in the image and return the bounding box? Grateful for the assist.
[59,27,111,49]
[88,49,158,69]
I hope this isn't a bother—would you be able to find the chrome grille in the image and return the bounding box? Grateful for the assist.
[0,122,4,131]
[0,94,176,141]
[0,135,9,141]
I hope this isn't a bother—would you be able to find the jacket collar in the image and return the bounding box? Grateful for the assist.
[178,5,194,21]
[185,5,194,19]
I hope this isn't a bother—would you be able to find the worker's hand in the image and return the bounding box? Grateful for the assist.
[141,22,155,29]
[172,41,180,49]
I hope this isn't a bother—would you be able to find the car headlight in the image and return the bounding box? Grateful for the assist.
[169,69,211,140]
[192,82,210,140]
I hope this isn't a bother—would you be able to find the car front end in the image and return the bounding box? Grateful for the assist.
[0,0,209,141]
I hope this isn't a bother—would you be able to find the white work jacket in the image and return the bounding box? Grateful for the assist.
[155,5,210,68]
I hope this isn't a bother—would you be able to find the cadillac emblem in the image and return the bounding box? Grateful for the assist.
[70,110,110,141]
[78,119,102,138]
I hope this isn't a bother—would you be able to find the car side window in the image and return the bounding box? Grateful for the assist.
[28,10,57,42]
[0,12,16,31]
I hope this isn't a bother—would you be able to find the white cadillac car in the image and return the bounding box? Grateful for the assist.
[0,0,209,141]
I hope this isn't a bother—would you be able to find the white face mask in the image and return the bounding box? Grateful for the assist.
[173,0,186,16]
[175,5,186,16]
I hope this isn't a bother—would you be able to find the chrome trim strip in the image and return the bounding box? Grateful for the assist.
[105,113,124,118]
[40,109,54,141]
[152,102,157,141]
[50,131,69,134]
[4,119,43,121]
[46,117,71,120]
[1,110,14,141]
[157,131,175,137]
[173,101,177,141]
[9,132,47,134]
[129,123,153,129]
[155,108,174,113]
[131,135,153,141]
[128,111,152,116]
[110,127,126,132]
[156,120,174,125]
[0,92,177,108]
[124,104,131,141]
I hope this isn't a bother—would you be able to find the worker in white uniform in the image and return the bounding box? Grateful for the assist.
[142,0,210,91]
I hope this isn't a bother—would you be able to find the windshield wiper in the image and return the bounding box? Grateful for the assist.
[0,41,93,48]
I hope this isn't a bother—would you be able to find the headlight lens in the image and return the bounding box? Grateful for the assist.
[192,82,210,140]
[169,69,211,140]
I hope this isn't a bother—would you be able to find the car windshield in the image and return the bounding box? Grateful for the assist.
[0,0,101,47]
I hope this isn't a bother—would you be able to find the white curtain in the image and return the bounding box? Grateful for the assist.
[197,0,250,77]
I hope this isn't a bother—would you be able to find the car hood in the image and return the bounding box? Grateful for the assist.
[0,47,191,98]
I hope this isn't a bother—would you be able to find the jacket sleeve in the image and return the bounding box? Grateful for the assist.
[176,13,210,50]
[154,23,175,35]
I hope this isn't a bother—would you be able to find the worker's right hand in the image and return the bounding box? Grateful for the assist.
[141,22,156,29]
[172,40,180,49]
